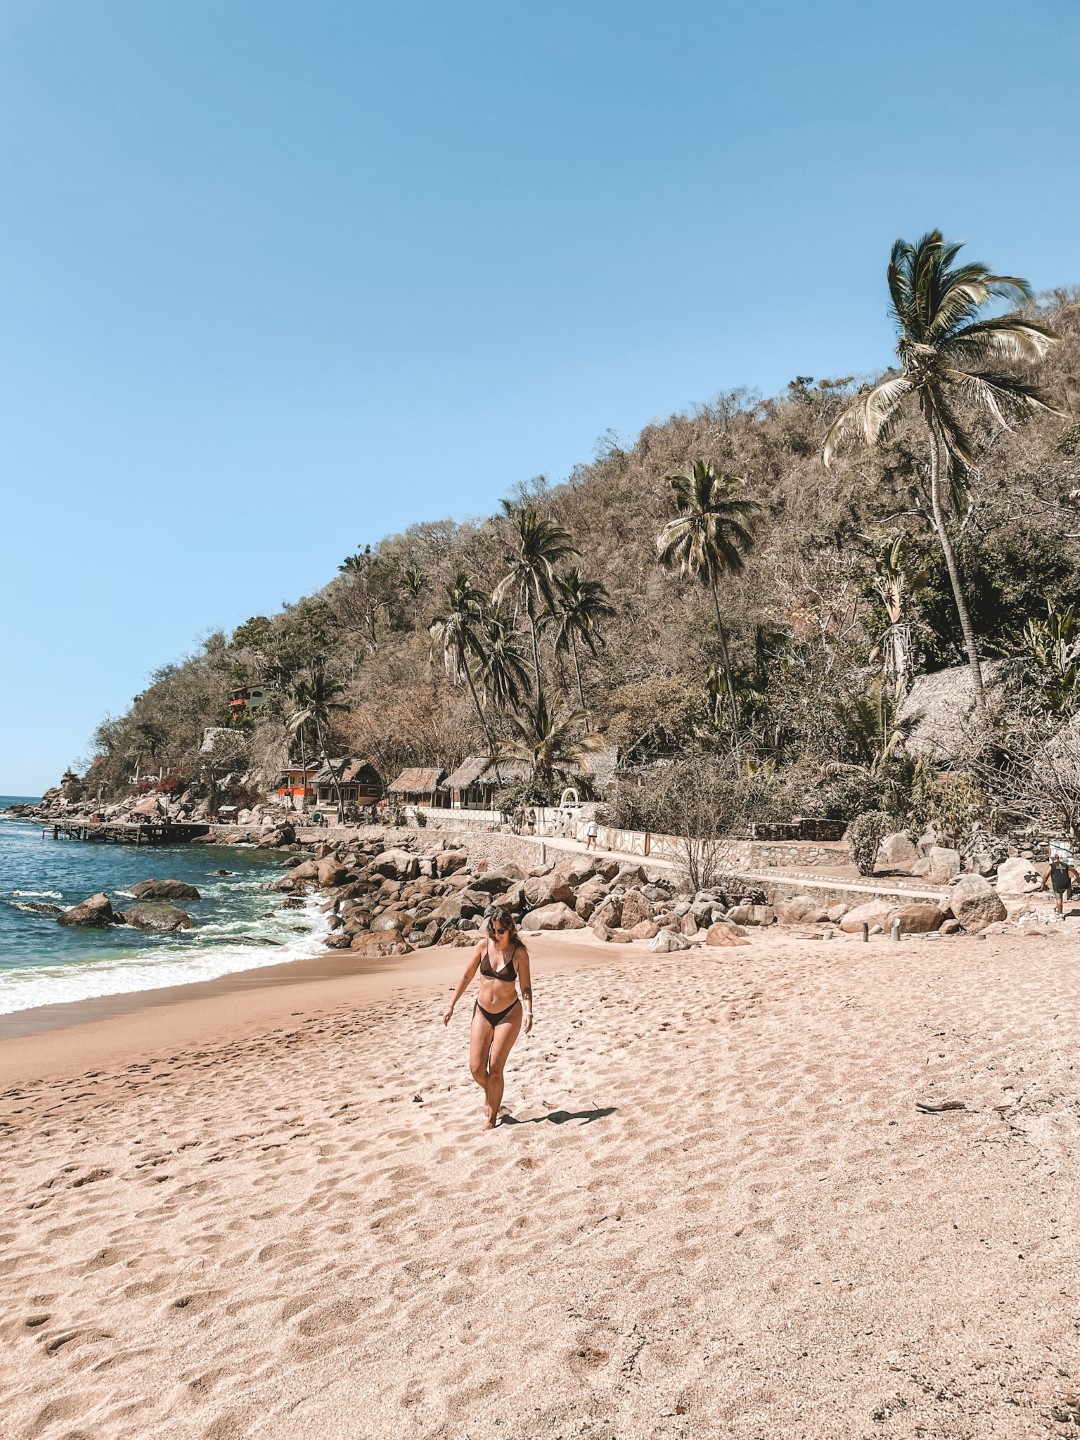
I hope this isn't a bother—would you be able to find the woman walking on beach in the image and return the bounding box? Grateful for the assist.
[443,907,533,1129]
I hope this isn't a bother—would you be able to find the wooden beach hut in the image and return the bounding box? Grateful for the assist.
[387,767,448,808]
[442,756,530,810]
[311,758,383,812]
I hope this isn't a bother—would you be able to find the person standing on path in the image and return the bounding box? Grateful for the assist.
[443,908,533,1129]
[585,818,599,851]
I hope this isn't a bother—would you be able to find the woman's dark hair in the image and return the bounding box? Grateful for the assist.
[486,906,519,940]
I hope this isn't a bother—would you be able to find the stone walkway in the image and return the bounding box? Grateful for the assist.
[483,828,954,905]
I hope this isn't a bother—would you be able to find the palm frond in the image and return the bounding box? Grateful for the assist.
[940,314,1061,367]
[822,376,913,465]
[946,369,1064,429]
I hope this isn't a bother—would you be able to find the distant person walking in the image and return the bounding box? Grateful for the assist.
[585,818,599,851]
[1041,841,1079,916]
[443,908,533,1130]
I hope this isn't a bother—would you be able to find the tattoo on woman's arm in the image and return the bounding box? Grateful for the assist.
[522,985,532,1009]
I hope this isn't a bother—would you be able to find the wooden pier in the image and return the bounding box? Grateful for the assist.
[48,821,211,846]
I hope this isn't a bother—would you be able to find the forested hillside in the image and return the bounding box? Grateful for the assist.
[84,247,1080,845]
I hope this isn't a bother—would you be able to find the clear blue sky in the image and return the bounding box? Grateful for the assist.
[2,0,1078,795]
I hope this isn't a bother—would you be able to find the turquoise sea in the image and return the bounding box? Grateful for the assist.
[0,798,328,1015]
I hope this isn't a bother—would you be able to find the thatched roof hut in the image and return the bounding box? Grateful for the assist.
[897,660,1013,759]
[387,766,445,794]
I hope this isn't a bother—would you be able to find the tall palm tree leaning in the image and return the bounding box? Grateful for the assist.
[501,692,603,806]
[493,504,578,693]
[823,230,1062,715]
[656,460,759,731]
[553,569,615,729]
[429,573,499,758]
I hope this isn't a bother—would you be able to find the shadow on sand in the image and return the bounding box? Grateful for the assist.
[502,1106,616,1127]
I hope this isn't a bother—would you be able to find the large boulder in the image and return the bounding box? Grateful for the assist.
[554,856,597,887]
[775,894,829,925]
[948,874,1008,932]
[888,903,948,934]
[619,890,654,930]
[124,901,194,932]
[523,873,574,909]
[521,902,586,931]
[349,931,414,957]
[574,875,610,920]
[286,859,320,881]
[996,857,1042,895]
[625,919,660,940]
[648,928,692,953]
[317,858,350,888]
[372,849,419,881]
[878,832,918,869]
[58,893,120,928]
[615,864,650,888]
[492,880,528,914]
[130,878,201,901]
[469,865,524,894]
[436,850,469,876]
[927,846,962,884]
[744,904,775,927]
[839,901,893,934]
[591,894,622,928]
[705,922,751,948]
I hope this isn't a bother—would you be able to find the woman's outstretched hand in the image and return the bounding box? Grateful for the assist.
[524,1012,533,1035]
[443,1005,454,1026]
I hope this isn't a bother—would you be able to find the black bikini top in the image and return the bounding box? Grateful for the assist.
[480,939,518,983]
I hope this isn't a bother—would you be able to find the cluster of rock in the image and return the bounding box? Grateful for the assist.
[272,839,770,956]
[9,789,301,844]
[51,879,201,933]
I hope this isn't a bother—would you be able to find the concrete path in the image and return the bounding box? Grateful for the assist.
[481,827,954,905]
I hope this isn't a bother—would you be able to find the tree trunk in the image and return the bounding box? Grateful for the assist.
[316,719,346,823]
[926,424,986,714]
[526,588,542,694]
[460,648,502,784]
[569,629,590,728]
[709,573,740,732]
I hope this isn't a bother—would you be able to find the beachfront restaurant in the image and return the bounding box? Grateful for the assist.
[386,767,448,808]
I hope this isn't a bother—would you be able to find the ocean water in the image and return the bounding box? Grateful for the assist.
[0,798,328,1015]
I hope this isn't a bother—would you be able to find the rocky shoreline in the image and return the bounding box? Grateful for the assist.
[264,828,1057,960]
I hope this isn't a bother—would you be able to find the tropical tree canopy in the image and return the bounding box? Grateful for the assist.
[553,568,615,725]
[656,459,759,731]
[500,692,602,805]
[823,233,1060,469]
[494,505,578,689]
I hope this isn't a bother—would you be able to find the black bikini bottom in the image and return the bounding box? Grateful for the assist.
[474,997,521,1027]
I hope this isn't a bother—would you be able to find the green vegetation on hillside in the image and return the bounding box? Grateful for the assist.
[85,233,1080,841]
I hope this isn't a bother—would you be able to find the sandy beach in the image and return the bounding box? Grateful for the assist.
[2,926,1080,1439]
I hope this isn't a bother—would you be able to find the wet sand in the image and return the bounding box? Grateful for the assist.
[2,926,1080,1437]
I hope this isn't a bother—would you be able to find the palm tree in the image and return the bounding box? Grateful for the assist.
[493,505,578,692]
[656,460,760,730]
[288,662,349,818]
[870,535,928,699]
[823,230,1062,713]
[480,615,532,711]
[553,569,615,728]
[429,573,497,755]
[501,692,603,805]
